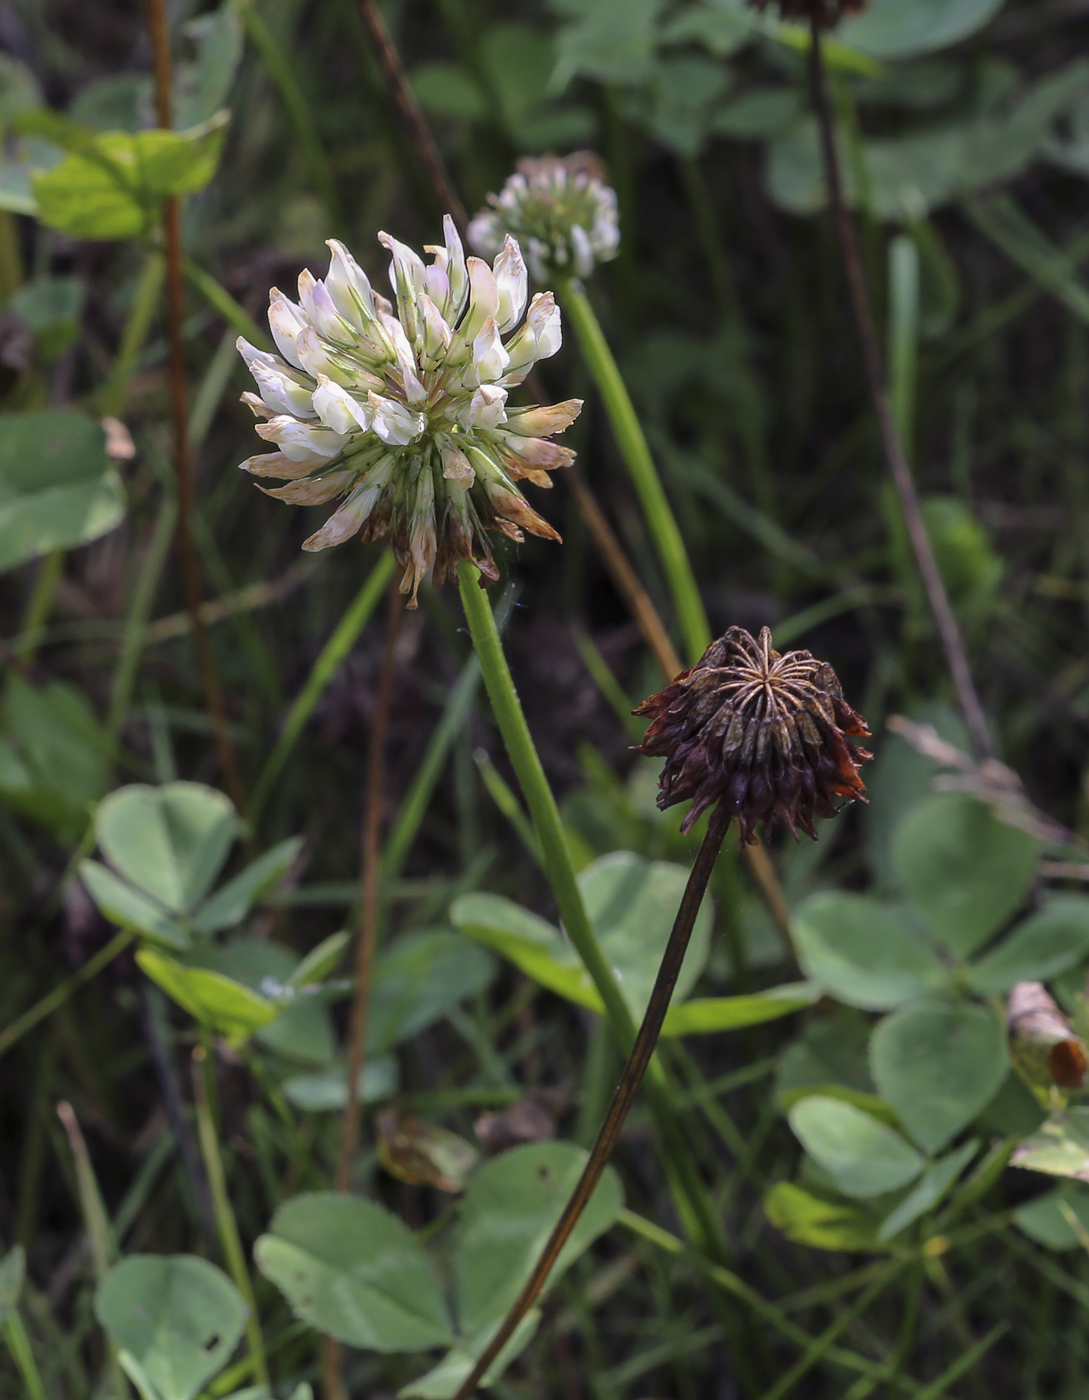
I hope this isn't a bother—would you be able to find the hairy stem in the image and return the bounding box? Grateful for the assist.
[808,23,992,759]
[451,802,732,1400]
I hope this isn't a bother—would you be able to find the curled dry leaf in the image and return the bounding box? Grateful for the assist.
[375,1110,479,1193]
[1008,981,1089,1090]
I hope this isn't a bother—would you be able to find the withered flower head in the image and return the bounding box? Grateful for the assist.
[747,0,866,28]
[635,626,871,843]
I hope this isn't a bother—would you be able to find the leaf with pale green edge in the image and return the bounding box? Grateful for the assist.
[451,892,595,1010]
[1012,1108,1089,1183]
[451,1142,623,1349]
[789,1096,925,1199]
[28,110,229,239]
[969,897,1089,994]
[289,931,349,989]
[136,949,279,1046]
[892,793,1041,957]
[367,928,498,1054]
[255,1193,454,1351]
[80,861,189,949]
[870,1001,1007,1154]
[791,891,949,1010]
[95,782,238,915]
[660,983,818,1036]
[190,836,303,935]
[838,0,1005,60]
[1014,1182,1089,1250]
[0,410,123,571]
[878,1141,980,1240]
[281,1056,398,1112]
[763,1182,887,1253]
[95,1255,245,1400]
[191,938,334,1066]
[454,852,712,1025]
[0,1246,24,1327]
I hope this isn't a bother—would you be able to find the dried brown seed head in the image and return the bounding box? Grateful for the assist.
[747,0,867,28]
[635,626,872,843]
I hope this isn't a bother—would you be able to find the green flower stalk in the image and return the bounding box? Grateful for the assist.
[470,157,711,664]
[235,220,582,605]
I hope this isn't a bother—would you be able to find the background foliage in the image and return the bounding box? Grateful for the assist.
[6,0,1089,1396]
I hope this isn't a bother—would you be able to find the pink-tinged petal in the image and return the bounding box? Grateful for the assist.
[238,451,328,480]
[267,290,307,369]
[259,469,357,505]
[492,236,527,333]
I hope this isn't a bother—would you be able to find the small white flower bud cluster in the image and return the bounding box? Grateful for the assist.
[235,219,582,605]
[468,153,620,283]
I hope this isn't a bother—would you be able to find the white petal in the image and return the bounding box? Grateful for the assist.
[492,236,527,334]
[463,383,508,430]
[442,214,468,322]
[527,292,561,360]
[325,239,377,330]
[471,317,510,385]
[368,393,425,447]
[312,376,373,434]
[267,291,307,370]
[302,456,395,550]
[251,362,316,418]
[256,415,350,461]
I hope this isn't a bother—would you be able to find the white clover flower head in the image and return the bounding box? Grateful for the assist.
[236,219,583,606]
[467,153,620,284]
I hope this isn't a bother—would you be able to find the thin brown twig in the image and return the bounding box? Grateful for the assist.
[356,0,468,231]
[324,582,404,1400]
[146,0,246,815]
[451,801,732,1400]
[808,22,993,761]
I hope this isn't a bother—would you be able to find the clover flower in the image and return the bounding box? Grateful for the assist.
[468,154,619,283]
[747,0,866,26]
[235,220,582,605]
[636,626,872,843]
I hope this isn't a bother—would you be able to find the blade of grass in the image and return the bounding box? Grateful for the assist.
[250,549,395,819]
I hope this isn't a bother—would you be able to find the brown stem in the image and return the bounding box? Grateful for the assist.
[565,469,683,679]
[808,23,992,761]
[324,583,403,1400]
[356,0,468,232]
[451,801,732,1400]
[146,0,246,814]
